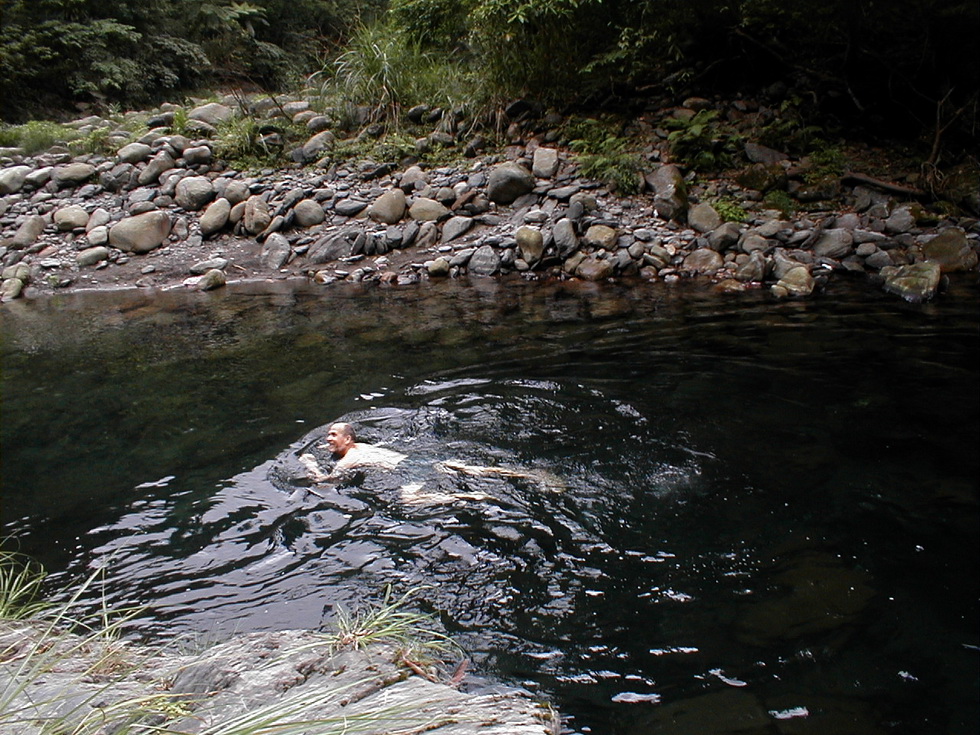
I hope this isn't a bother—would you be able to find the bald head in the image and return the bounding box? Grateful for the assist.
[323,422,357,458]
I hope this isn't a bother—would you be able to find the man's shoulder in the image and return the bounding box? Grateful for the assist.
[339,443,405,470]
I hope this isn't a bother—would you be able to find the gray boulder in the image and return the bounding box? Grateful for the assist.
[744,142,789,164]
[772,249,807,280]
[532,147,559,178]
[516,226,544,265]
[197,268,226,291]
[308,232,353,263]
[25,166,53,188]
[10,215,47,249]
[117,142,152,164]
[334,198,368,217]
[707,221,741,251]
[139,151,176,186]
[76,246,109,267]
[0,165,33,194]
[813,228,854,259]
[367,189,407,225]
[645,164,688,221]
[442,216,473,243]
[583,224,617,249]
[183,145,213,166]
[576,255,614,281]
[175,176,216,211]
[261,233,292,269]
[189,103,234,127]
[223,180,250,205]
[52,163,95,188]
[0,276,24,302]
[399,165,429,192]
[426,257,451,277]
[735,251,767,282]
[292,199,326,228]
[773,266,815,297]
[54,205,90,231]
[243,196,272,235]
[487,163,534,204]
[86,225,109,246]
[920,228,978,272]
[553,218,578,257]
[688,202,722,233]
[302,131,335,162]
[884,206,916,234]
[683,248,724,274]
[409,198,450,222]
[190,258,229,275]
[109,211,172,253]
[467,244,501,276]
[199,198,231,238]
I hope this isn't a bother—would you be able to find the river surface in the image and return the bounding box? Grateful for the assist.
[2,276,978,734]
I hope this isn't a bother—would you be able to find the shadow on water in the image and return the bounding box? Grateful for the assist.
[2,277,978,735]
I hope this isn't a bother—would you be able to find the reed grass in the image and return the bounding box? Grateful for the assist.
[0,553,464,734]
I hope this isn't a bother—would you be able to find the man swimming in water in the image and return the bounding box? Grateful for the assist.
[298,422,405,482]
[297,421,564,501]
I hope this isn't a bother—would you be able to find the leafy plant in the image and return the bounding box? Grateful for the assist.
[763,189,797,217]
[711,196,747,222]
[567,117,645,194]
[804,144,847,182]
[666,109,742,172]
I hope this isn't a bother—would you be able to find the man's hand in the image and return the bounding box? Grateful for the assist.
[298,453,329,483]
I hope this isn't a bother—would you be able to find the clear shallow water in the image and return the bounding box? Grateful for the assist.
[2,277,978,734]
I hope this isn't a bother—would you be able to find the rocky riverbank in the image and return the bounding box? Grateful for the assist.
[1,95,978,305]
[1,620,557,734]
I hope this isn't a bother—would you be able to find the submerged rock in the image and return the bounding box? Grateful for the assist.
[736,551,874,646]
[881,261,942,302]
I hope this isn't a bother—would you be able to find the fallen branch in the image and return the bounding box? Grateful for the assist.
[842,172,927,198]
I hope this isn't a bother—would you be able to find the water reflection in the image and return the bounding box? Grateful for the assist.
[2,278,977,735]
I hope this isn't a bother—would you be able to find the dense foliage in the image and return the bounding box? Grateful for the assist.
[1,0,977,150]
[0,0,383,120]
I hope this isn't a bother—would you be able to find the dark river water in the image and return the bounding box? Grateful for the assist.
[2,276,977,734]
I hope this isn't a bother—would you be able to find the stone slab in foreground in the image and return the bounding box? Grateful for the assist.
[0,623,558,734]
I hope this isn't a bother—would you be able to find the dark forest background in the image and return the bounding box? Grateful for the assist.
[1,0,977,150]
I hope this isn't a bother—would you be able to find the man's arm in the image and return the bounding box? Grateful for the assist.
[298,453,330,483]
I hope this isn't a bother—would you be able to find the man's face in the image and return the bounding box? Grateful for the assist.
[324,425,354,457]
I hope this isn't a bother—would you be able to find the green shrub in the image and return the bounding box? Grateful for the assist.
[213,115,304,169]
[665,110,742,172]
[763,189,797,217]
[711,196,748,222]
[805,145,847,181]
[567,117,645,194]
[0,121,80,154]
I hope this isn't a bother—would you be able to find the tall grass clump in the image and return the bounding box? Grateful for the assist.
[0,551,49,620]
[332,584,458,664]
[0,120,81,154]
[314,18,476,128]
